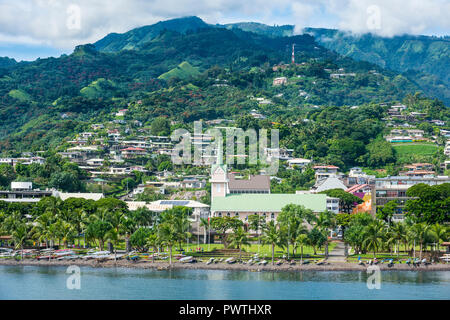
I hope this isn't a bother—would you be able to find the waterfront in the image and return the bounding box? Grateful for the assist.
[0,265,449,300]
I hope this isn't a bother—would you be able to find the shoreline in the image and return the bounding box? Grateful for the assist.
[1,259,450,272]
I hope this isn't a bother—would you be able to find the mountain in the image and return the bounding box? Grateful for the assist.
[223,22,294,38]
[304,28,450,104]
[0,16,443,152]
[158,61,200,81]
[94,16,209,52]
[0,57,17,68]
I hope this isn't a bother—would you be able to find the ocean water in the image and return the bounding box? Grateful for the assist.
[0,265,449,300]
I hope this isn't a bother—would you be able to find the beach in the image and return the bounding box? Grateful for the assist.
[1,259,449,272]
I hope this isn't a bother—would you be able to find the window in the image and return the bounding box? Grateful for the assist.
[218,212,222,217]
[227,212,230,217]
[216,184,221,192]
[271,213,275,220]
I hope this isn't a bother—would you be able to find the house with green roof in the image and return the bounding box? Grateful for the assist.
[209,156,330,222]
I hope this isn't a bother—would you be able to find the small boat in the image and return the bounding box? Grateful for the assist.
[54,249,76,257]
[275,260,283,266]
[289,260,296,266]
[225,257,236,264]
[180,256,194,263]
[217,258,224,263]
[316,259,325,265]
[301,260,310,265]
[259,260,268,266]
[358,260,365,266]
[206,258,214,265]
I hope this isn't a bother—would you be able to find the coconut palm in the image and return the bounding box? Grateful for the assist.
[262,220,282,265]
[430,223,448,252]
[295,233,308,263]
[389,222,407,257]
[362,221,386,258]
[409,223,430,259]
[12,222,29,260]
[157,222,178,265]
[199,218,209,245]
[229,226,251,260]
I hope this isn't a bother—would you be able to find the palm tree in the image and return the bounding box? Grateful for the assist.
[229,226,251,260]
[362,221,386,258]
[430,223,448,252]
[31,212,54,249]
[199,218,209,245]
[315,210,335,258]
[12,222,29,260]
[389,222,407,257]
[410,223,430,259]
[295,233,308,263]
[158,222,178,265]
[147,232,160,263]
[262,220,281,265]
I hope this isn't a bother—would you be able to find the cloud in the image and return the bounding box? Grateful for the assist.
[0,0,448,54]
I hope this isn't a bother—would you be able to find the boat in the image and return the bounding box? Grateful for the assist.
[180,256,194,263]
[275,260,283,266]
[225,257,236,264]
[259,260,268,266]
[301,260,310,265]
[289,260,296,266]
[54,249,76,257]
[206,258,214,265]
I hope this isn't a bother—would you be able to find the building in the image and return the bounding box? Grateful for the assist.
[273,77,287,86]
[210,158,329,222]
[287,158,311,170]
[313,165,339,181]
[120,147,147,159]
[372,176,450,221]
[346,184,372,199]
[0,182,52,203]
[311,177,347,193]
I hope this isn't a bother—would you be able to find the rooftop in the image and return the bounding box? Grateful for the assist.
[211,193,327,213]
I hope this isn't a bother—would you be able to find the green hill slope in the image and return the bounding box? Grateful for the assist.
[158,61,200,81]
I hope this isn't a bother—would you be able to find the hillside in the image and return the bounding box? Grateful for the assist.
[158,61,200,81]
[304,28,450,104]
[0,16,444,152]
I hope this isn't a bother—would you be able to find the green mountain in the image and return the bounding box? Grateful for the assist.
[304,28,450,104]
[0,17,444,152]
[0,57,17,68]
[94,16,209,52]
[158,61,200,81]
[223,22,294,38]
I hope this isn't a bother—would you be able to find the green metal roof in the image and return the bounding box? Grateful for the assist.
[211,193,327,213]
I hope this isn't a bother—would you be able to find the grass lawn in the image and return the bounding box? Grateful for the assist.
[391,142,438,162]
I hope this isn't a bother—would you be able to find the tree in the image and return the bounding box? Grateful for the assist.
[307,227,326,255]
[262,220,282,265]
[409,223,430,259]
[157,222,178,265]
[362,221,386,258]
[377,200,398,224]
[319,189,363,213]
[130,227,152,252]
[199,218,209,244]
[365,139,396,167]
[151,117,171,136]
[430,223,449,252]
[85,220,112,251]
[49,171,82,192]
[295,233,308,262]
[405,183,450,224]
[229,227,251,260]
[210,216,243,248]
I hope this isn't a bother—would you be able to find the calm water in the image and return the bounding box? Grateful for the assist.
[0,265,449,300]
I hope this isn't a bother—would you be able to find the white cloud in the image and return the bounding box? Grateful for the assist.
[0,0,448,52]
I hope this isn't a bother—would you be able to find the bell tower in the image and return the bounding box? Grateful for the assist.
[209,145,228,198]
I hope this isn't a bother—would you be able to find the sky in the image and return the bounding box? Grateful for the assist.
[0,0,449,61]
